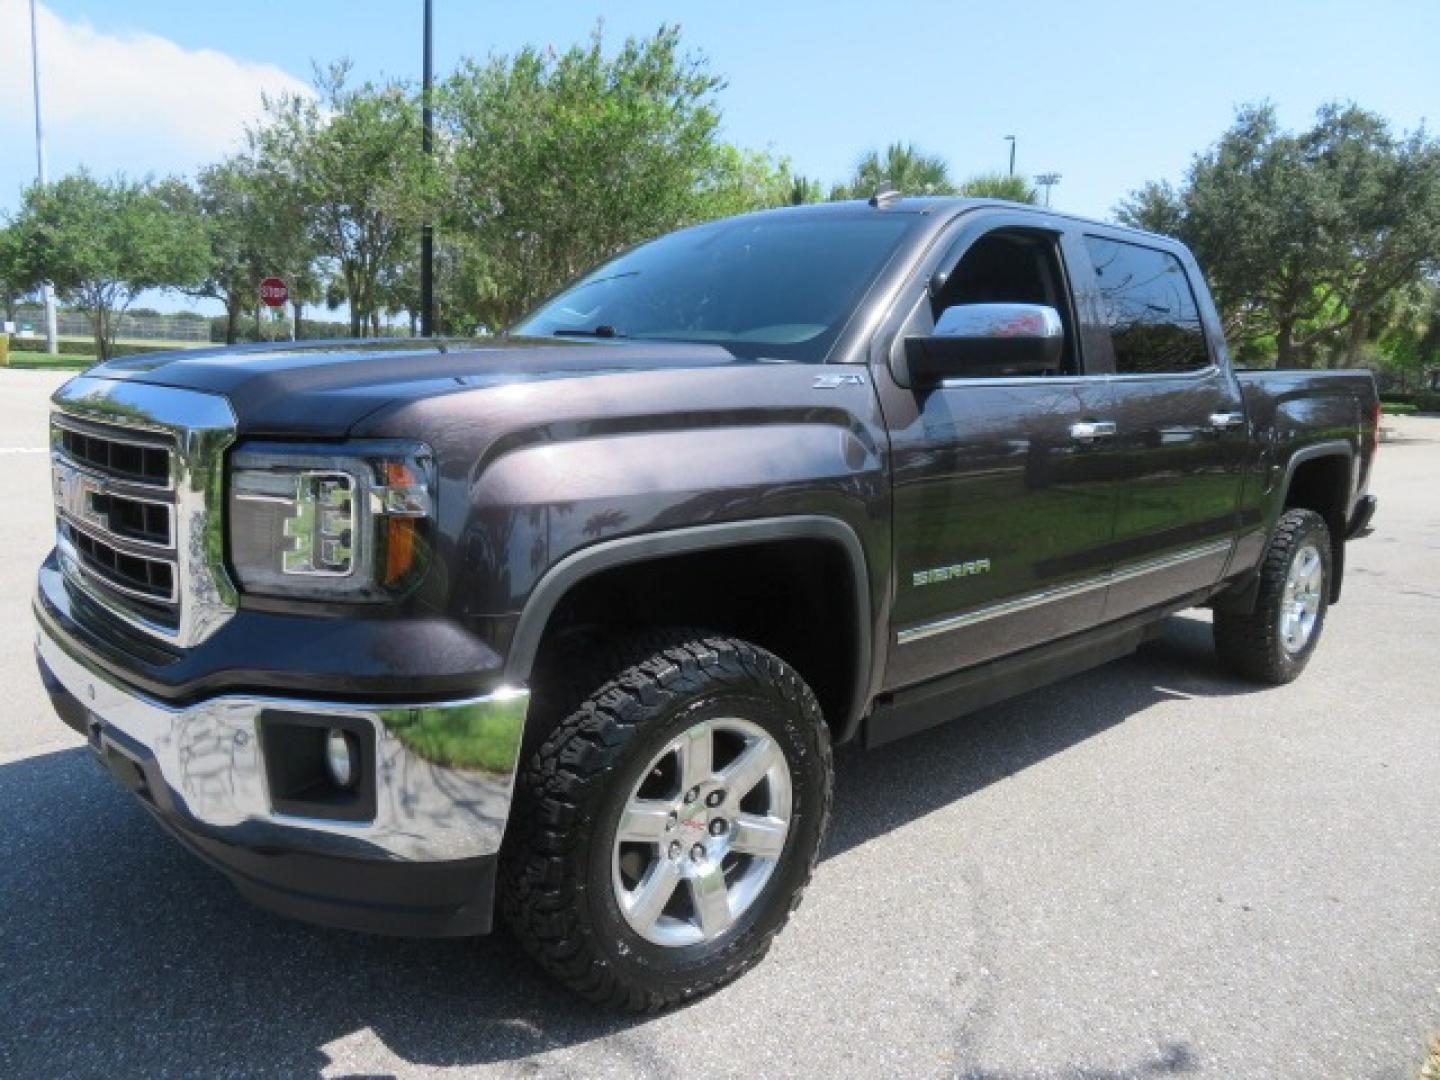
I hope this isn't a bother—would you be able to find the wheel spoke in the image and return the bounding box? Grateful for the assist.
[678,723,715,792]
[625,858,681,931]
[612,715,795,948]
[618,800,673,844]
[731,813,788,860]
[689,863,734,936]
[719,736,781,801]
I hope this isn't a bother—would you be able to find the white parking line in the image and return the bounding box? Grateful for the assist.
[0,447,47,453]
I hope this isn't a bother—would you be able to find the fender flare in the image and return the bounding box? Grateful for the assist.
[1219,439,1356,614]
[1276,439,1354,510]
[502,515,874,742]
[1281,440,1355,601]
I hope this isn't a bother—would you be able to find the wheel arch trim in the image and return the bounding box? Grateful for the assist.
[1275,440,1355,604]
[502,516,873,742]
[1215,439,1356,616]
[1279,439,1355,511]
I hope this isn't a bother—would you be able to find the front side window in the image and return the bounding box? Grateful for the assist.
[513,213,918,363]
[929,229,1079,375]
[1083,236,1210,375]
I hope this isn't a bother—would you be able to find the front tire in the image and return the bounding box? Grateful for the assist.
[499,631,832,1011]
[1214,509,1332,684]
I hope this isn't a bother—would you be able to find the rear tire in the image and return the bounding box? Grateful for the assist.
[1214,509,1332,684]
[499,630,833,1012]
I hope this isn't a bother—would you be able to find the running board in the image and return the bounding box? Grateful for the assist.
[863,591,1207,749]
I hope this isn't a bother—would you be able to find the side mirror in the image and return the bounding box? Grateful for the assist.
[904,303,1064,384]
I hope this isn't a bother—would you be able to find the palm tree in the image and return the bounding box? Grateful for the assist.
[841,142,957,198]
[959,172,1039,204]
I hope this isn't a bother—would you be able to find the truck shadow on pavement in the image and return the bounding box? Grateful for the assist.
[0,615,1235,1076]
[826,612,1250,861]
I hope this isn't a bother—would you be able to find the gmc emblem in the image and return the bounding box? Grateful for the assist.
[53,462,103,527]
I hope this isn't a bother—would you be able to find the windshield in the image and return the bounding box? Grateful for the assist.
[512,212,917,362]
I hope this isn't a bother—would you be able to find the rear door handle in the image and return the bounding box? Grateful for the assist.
[1069,420,1117,442]
[1208,411,1246,430]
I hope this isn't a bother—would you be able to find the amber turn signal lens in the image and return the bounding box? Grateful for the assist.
[384,461,417,488]
[383,517,417,587]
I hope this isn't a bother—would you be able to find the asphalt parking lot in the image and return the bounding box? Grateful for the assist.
[1,368,1437,1079]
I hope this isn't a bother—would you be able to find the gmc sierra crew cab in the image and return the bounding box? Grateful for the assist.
[34,197,1380,1010]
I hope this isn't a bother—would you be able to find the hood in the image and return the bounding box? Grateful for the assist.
[87,336,744,438]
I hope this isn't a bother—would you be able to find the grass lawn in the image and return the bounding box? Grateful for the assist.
[108,337,207,349]
[4,353,94,371]
[2,332,212,371]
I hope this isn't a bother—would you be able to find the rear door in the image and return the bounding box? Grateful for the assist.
[1077,233,1247,620]
[874,213,1121,690]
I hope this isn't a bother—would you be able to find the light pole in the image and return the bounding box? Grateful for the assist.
[28,0,58,356]
[1004,135,1016,178]
[419,0,435,338]
[1035,172,1062,208]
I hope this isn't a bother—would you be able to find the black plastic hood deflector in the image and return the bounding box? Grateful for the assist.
[86,337,743,438]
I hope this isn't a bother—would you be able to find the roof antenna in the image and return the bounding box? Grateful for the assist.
[869,187,900,207]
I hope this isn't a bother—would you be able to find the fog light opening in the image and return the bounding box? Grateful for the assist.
[325,728,360,790]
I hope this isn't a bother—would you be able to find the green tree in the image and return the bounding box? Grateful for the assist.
[697,145,794,219]
[835,142,956,199]
[439,24,765,329]
[190,159,266,344]
[1118,103,1440,367]
[0,225,27,323]
[250,64,435,337]
[1376,280,1440,391]
[243,149,324,340]
[959,172,1039,203]
[377,244,423,335]
[5,171,209,359]
[787,175,824,205]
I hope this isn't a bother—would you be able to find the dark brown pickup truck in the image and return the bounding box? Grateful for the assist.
[35,197,1378,1010]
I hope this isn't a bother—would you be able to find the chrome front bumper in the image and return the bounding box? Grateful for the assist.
[35,615,530,865]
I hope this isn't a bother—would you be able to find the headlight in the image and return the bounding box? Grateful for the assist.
[229,441,434,601]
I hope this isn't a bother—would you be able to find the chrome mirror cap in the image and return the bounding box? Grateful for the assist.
[933,303,1063,341]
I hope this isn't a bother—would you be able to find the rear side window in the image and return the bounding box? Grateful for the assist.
[1083,236,1210,375]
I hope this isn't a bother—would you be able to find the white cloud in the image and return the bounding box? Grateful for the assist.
[0,0,312,206]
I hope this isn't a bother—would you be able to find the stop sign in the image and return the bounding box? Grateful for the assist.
[259,277,289,308]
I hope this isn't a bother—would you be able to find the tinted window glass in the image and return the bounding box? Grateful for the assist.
[1083,236,1210,374]
[513,214,916,363]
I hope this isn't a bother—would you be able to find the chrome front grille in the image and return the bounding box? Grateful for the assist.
[62,520,178,604]
[58,425,171,486]
[50,377,239,648]
[53,416,181,627]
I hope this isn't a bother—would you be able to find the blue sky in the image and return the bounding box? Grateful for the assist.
[3,0,1437,315]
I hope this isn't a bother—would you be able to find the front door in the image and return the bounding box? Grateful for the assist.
[878,222,1120,690]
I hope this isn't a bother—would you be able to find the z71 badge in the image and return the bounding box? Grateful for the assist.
[913,559,991,586]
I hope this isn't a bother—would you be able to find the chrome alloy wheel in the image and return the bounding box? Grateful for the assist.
[611,717,793,948]
[1280,542,1324,654]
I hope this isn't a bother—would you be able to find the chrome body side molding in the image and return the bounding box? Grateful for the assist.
[897,539,1234,645]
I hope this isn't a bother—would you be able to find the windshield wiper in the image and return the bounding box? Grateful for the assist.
[554,325,626,339]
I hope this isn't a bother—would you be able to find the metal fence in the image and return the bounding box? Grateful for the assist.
[12,308,211,343]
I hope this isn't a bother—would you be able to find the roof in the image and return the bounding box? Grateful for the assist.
[741,195,1181,247]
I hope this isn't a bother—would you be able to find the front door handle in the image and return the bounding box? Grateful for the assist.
[1208,411,1246,431]
[1069,420,1117,443]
